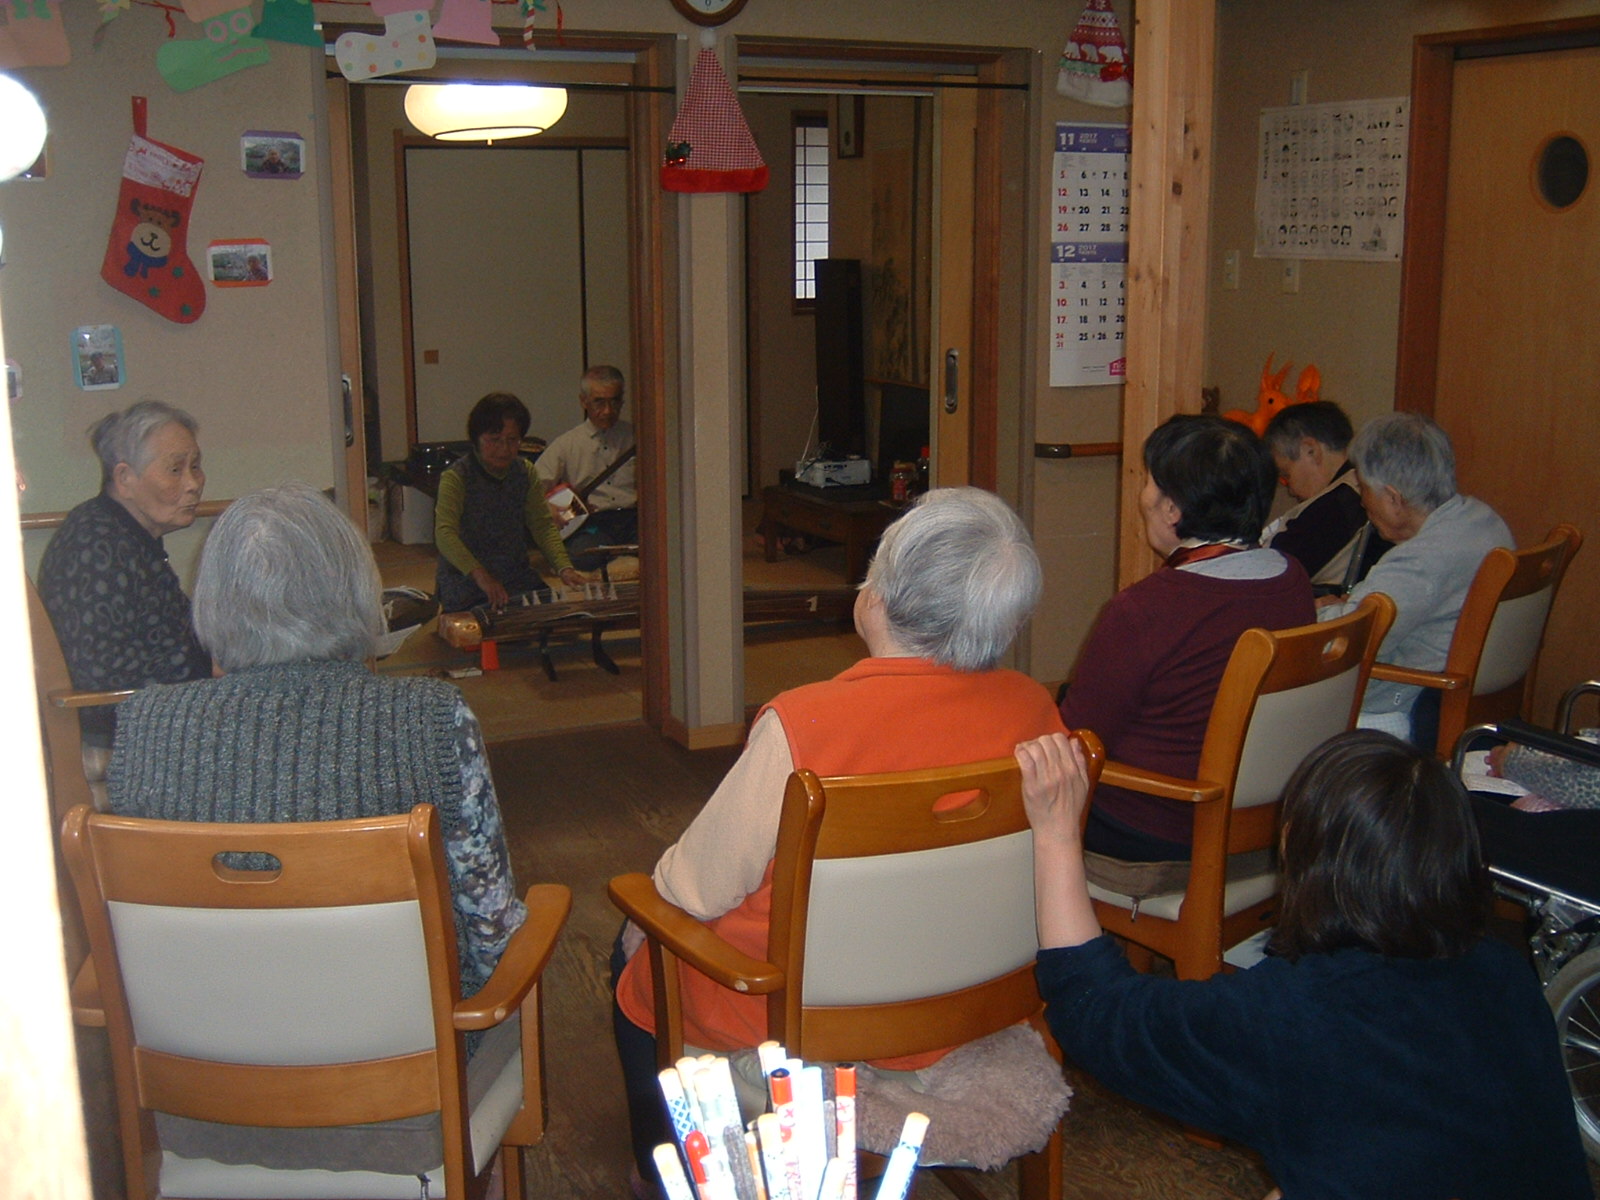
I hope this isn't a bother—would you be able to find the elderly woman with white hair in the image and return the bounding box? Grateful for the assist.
[107,483,527,1171]
[38,400,211,749]
[1319,411,1512,741]
[109,482,526,995]
[610,486,1067,1184]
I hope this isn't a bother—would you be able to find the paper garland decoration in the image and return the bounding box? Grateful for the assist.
[0,0,71,69]
[335,1,437,81]
[157,3,269,92]
[256,0,322,48]
[433,0,499,45]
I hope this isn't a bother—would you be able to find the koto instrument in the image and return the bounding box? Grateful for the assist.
[437,584,857,651]
[438,580,641,649]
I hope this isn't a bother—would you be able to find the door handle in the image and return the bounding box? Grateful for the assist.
[341,374,354,448]
[943,349,959,415]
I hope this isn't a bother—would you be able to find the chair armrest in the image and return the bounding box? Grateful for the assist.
[71,956,105,1027]
[1098,761,1226,805]
[454,883,571,1030]
[607,873,784,996]
[47,687,137,710]
[1368,662,1466,691]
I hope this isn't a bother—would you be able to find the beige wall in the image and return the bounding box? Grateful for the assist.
[2,4,340,584]
[1206,0,1600,429]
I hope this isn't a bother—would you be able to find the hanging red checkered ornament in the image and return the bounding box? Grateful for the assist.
[662,47,768,194]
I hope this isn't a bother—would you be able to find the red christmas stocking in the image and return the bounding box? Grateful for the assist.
[100,98,206,324]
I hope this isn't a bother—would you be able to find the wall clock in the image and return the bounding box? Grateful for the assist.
[669,0,748,26]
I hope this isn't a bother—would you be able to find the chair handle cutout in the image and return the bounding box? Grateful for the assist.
[932,787,989,820]
[211,852,283,882]
[1319,634,1349,662]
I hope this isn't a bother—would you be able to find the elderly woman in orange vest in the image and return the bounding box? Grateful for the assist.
[611,486,1066,1187]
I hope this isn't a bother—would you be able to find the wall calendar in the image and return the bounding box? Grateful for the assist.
[1255,97,1409,262]
[1050,122,1129,388]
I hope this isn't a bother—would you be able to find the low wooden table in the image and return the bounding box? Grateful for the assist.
[760,483,900,583]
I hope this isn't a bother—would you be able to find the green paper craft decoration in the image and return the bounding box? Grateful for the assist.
[157,4,270,92]
[256,0,321,48]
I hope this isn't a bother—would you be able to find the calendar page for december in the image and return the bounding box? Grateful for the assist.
[1050,122,1130,387]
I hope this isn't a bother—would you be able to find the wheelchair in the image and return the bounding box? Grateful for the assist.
[1454,681,1600,1162]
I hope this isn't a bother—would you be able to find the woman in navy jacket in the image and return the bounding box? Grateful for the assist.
[1016,729,1588,1200]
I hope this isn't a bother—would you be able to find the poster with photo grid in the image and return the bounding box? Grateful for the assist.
[1254,97,1408,261]
[1050,122,1129,387]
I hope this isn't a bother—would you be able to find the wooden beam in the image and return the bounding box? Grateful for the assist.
[1118,1,1216,587]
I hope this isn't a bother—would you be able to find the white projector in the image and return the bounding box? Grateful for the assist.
[795,456,871,487]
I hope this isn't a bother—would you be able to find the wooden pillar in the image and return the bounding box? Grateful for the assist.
[1118,1,1216,587]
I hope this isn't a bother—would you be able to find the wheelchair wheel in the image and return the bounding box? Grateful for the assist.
[1545,945,1600,1162]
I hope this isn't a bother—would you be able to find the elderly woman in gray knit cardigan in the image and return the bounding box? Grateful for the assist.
[108,483,527,1171]
[109,482,527,997]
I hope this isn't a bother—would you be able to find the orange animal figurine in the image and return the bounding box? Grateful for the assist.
[1221,354,1321,435]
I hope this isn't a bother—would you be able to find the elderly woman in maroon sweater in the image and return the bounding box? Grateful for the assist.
[1059,415,1314,863]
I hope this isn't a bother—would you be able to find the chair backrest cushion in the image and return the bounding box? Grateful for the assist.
[1476,586,1556,696]
[1233,665,1362,809]
[109,899,436,1063]
[801,830,1035,1005]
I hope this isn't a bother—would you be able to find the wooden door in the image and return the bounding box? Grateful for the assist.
[1430,43,1599,721]
[326,78,370,534]
[932,82,976,488]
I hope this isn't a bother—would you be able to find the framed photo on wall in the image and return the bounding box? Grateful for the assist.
[71,324,124,391]
[241,130,304,180]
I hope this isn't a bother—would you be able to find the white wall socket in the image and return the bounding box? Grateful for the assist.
[1281,259,1301,293]
[1223,249,1240,290]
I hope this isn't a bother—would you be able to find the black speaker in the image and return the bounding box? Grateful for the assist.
[813,258,867,458]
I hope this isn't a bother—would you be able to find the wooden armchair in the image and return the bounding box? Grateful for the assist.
[1090,594,1395,981]
[1369,523,1581,758]
[609,737,1105,1200]
[26,574,135,976]
[62,802,570,1200]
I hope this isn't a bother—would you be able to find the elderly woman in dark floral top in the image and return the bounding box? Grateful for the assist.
[37,400,211,748]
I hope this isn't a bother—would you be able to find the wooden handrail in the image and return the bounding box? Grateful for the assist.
[20,499,232,533]
[1034,442,1122,459]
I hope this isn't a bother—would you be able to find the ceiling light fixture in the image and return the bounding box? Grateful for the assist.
[403,83,568,144]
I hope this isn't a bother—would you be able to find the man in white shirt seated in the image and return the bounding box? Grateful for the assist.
[1317,411,1512,744]
[535,365,636,570]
